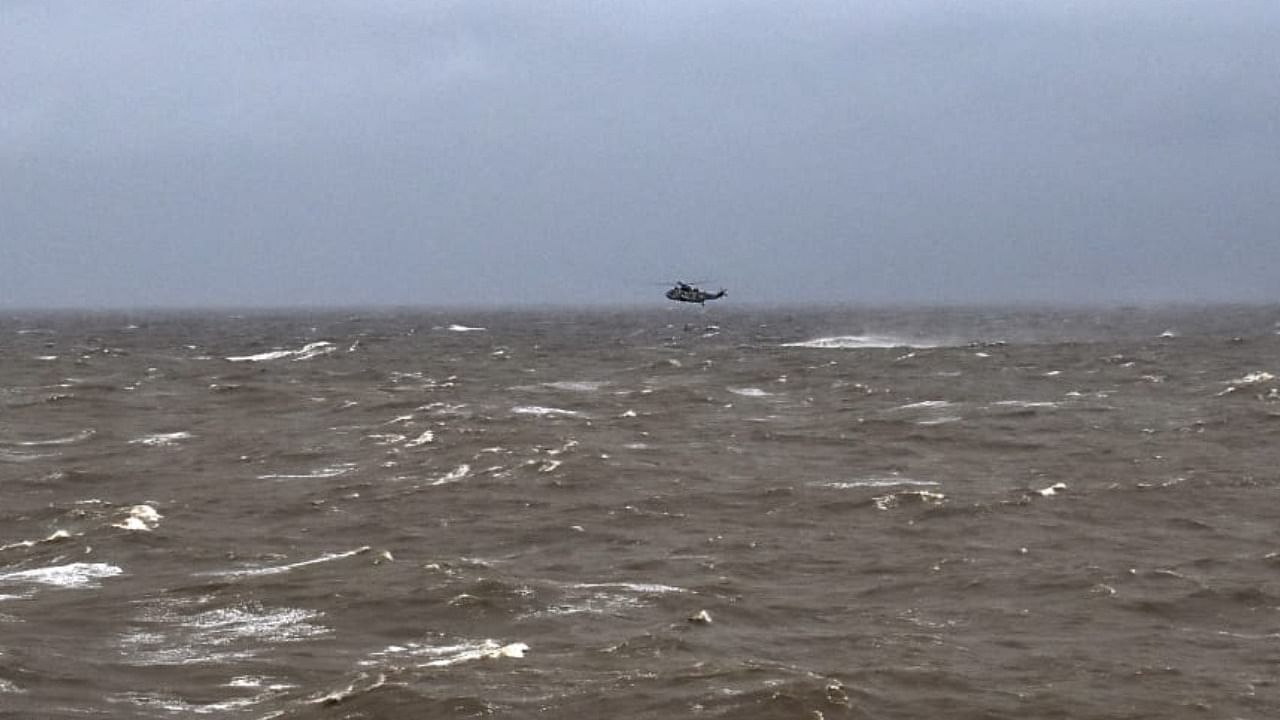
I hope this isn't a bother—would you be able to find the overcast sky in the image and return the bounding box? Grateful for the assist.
[4,1,1278,309]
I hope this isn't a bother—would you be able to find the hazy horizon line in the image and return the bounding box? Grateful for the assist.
[5,299,1279,317]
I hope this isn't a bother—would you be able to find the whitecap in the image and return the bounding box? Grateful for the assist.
[1226,371,1274,386]
[991,400,1060,409]
[873,490,947,510]
[421,402,469,416]
[404,430,435,447]
[539,573,688,618]
[257,463,356,480]
[225,341,336,362]
[226,349,292,362]
[360,638,527,668]
[227,676,295,690]
[10,429,96,446]
[729,387,771,397]
[366,433,407,446]
[182,605,327,642]
[0,449,59,463]
[447,324,487,332]
[570,581,688,594]
[782,335,939,349]
[112,504,163,532]
[310,672,387,706]
[543,590,644,616]
[205,546,371,579]
[1037,482,1068,497]
[916,416,963,426]
[1217,371,1277,397]
[820,478,940,490]
[546,439,578,456]
[895,400,952,410]
[121,598,329,667]
[543,381,608,392]
[431,464,472,486]
[295,342,338,360]
[0,529,72,552]
[0,562,123,589]
[111,691,277,715]
[129,431,192,447]
[512,405,583,418]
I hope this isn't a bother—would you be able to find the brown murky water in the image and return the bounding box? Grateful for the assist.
[3,306,1279,719]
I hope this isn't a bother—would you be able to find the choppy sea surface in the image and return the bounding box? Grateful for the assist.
[3,305,1280,719]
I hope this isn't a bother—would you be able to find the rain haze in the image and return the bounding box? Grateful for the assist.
[3,0,1278,309]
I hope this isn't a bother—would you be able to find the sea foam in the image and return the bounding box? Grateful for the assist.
[121,598,329,667]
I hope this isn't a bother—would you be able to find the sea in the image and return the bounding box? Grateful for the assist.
[2,305,1279,719]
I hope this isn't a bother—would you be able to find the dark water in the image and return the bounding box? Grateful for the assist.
[3,306,1280,719]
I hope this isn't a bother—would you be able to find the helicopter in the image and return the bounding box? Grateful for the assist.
[665,281,727,305]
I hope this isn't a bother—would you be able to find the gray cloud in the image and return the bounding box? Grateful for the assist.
[4,1,1278,308]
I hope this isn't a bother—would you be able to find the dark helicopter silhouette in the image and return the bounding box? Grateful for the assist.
[665,281,726,305]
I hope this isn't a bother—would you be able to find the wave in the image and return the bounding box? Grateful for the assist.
[430,464,472,486]
[121,597,329,667]
[4,429,96,447]
[403,430,435,447]
[569,581,688,594]
[782,334,941,349]
[111,504,163,532]
[819,478,941,489]
[110,689,280,716]
[894,400,953,410]
[258,463,357,480]
[359,637,528,669]
[0,561,123,590]
[0,449,60,463]
[206,546,371,579]
[542,380,608,392]
[512,405,584,418]
[991,400,1061,409]
[128,431,193,447]
[0,529,73,553]
[873,489,947,510]
[225,341,337,362]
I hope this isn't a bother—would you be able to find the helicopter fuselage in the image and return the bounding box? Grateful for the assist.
[666,286,726,304]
